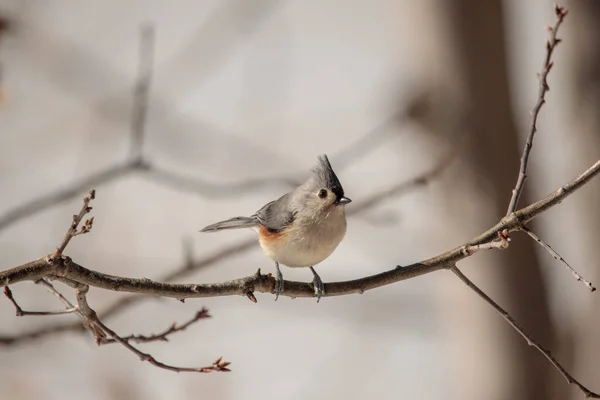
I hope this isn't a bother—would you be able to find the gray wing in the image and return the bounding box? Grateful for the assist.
[253,193,296,233]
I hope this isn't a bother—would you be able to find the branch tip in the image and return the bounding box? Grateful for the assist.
[452,266,599,398]
[505,4,568,214]
[523,227,596,292]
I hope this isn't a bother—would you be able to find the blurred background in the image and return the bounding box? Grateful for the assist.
[0,0,598,399]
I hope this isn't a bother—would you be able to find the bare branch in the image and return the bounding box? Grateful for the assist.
[461,233,510,256]
[522,226,596,291]
[72,284,228,373]
[2,184,224,373]
[2,158,597,380]
[506,4,568,214]
[3,286,78,316]
[103,308,211,344]
[451,266,599,399]
[0,156,452,344]
[50,189,95,260]
[1,159,598,302]
[0,240,257,345]
[36,278,76,308]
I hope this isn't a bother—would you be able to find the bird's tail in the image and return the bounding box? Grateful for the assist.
[199,216,258,233]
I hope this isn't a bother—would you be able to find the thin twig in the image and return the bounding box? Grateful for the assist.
[36,278,83,312]
[129,23,154,162]
[3,286,78,316]
[506,4,568,215]
[102,308,211,344]
[3,182,223,373]
[73,284,228,373]
[450,266,600,399]
[522,226,596,291]
[50,189,95,260]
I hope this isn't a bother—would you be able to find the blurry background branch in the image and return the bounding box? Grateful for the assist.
[0,17,411,233]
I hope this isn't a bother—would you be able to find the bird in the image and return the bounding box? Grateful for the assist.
[199,154,351,301]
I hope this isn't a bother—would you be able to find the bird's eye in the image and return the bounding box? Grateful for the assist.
[317,189,328,199]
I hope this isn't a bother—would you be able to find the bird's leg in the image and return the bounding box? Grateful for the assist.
[309,267,325,302]
[274,262,284,301]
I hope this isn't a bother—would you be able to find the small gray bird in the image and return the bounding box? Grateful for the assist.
[199,155,351,301]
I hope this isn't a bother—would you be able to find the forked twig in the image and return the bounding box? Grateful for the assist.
[102,308,211,344]
[73,284,228,373]
[50,189,95,260]
[3,286,78,316]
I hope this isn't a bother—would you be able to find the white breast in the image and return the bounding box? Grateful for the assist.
[259,207,347,268]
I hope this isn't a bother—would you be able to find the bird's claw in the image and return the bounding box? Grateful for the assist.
[312,274,325,303]
[274,263,284,301]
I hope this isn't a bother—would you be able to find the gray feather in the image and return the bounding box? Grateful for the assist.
[199,216,258,232]
[253,193,296,233]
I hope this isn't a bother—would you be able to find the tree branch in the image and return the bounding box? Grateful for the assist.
[506,4,568,214]
[522,226,595,291]
[3,286,78,316]
[70,282,229,373]
[2,192,224,373]
[50,189,95,260]
[0,154,452,345]
[450,266,599,398]
[103,308,211,344]
[2,159,598,301]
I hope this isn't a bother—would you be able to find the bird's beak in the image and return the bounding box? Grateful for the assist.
[336,196,352,205]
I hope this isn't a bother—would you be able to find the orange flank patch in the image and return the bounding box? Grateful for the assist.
[259,224,283,243]
[258,224,294,253]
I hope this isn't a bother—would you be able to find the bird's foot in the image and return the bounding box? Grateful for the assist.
[274,262,284,301]
[310,267,325,303]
